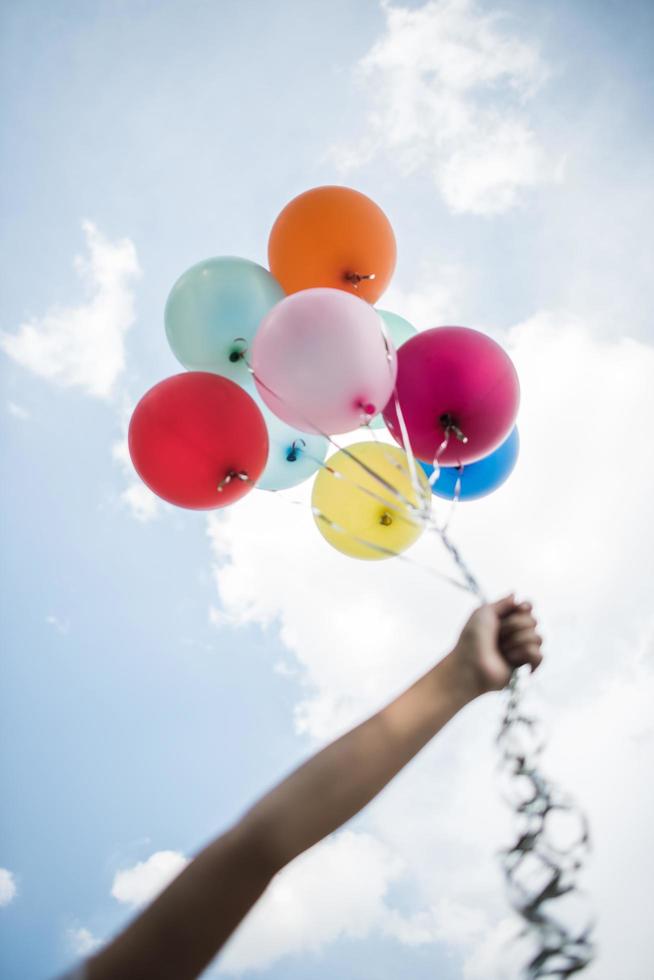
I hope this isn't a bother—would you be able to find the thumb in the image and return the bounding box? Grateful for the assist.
[490,593,517,619]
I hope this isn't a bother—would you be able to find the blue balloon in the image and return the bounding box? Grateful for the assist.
[255,399,328,492]
[420,427,519,501]
[165,257,284,391]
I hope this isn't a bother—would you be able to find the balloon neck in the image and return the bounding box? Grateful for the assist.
[379,512,393,527]
[345,271,376,289]
[286,438,306,463]
[439,413,468,444]
[228,337,249,363]
[217,470,249,492]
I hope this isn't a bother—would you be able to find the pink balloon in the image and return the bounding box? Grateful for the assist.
[252,287,397,435]
[383,326,520,465]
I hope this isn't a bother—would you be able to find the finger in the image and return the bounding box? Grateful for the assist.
[505,642,543,673]
[502,628,543,654]
[491,593,518,618]
[499,613,537,637]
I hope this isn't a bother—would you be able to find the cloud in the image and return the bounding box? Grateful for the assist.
[112,403,161,523]
[111,850,189,908]
[46,614,71,635]
[218,830,405,974]
[1,221,140,399]
[7,401,30,420]
[67,926,103,956]
[0,868,17,907]
[380,260,468,329]
[208,311,654,975]
[1,224,150,521]
[332,0,558,214]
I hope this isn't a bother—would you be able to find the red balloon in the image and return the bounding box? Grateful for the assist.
[128,373,269,509]
[383,327,520,465]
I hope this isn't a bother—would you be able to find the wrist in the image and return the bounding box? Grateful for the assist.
[434,649,484,707]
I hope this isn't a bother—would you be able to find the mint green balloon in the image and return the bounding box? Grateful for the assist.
[165,257,285,390]
[369,309,418,429]
[254,396,328,492]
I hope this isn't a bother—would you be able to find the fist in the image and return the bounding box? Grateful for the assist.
[452,595,543,697]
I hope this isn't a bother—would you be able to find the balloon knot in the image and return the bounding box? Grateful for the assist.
[345,271,377,289]
[217,470,249,492]
[439,413,469,444]
[286,438,306,463]
[379,512,393,526]
[228,338,249,363]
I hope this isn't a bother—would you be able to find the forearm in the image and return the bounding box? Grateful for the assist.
[87,823,273,980]
[86,651,476,980]
[241,649,476,870]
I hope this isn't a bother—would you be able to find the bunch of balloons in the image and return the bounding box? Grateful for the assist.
[129,186,521,560]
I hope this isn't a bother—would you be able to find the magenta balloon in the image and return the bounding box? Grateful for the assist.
[383,326,520,465]
[252,288,397,435]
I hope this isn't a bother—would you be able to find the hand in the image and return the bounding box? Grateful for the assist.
[450,594,543,698]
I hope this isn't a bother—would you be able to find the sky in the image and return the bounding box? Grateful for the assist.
[1,0,653,977]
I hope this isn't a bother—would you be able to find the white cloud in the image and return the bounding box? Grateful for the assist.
[218,830,405,974]
[1,224,149,520]
[1,221,140,399]
[46,614,70,635]
[7,401,30,420]
[67,926,103,956]
[119,482,161,522]
[111,850,189,908]
[0,868,17,907]
[381,260,468,329]
[208,311,654,975]
[111,396,161,522]
[332,0,558,214]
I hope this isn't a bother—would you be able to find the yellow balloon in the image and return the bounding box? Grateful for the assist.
[311,442,430,560]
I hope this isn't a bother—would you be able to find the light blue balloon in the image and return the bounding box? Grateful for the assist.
[165,257,284,390]
[420,427,520,501]
[255,399,328,492]
[369,309,418,430]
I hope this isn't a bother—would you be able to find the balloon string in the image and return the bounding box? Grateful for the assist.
[353,341,594,975]
[237,327,425,519]
[420,508,595,978]
[238,337,594,976]
[363,311,431,517]
[257,481,469,591]
[440,467,464,534]
[308,504,470,590]
[392,390,431,513]
[497,674,595,977]
[243,355,424,517]
[301,449,427,536]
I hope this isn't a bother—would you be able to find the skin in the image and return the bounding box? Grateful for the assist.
[86,595,542,980]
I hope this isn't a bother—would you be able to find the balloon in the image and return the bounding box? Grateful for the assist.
[268,186,396,304]
[383,326,520,466]
[164,257,284,389]
[369,310,417,429]
[128,373,268,509]
[311,442,430,561]
[255,399,329,492]
[252,288,397,435]
[420,427,520,501]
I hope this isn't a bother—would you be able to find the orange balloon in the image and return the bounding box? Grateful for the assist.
[268,185,396,304]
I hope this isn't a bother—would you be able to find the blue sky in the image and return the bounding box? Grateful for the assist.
[1,2,654,978]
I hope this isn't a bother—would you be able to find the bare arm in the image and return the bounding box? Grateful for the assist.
[87,596,541,980]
